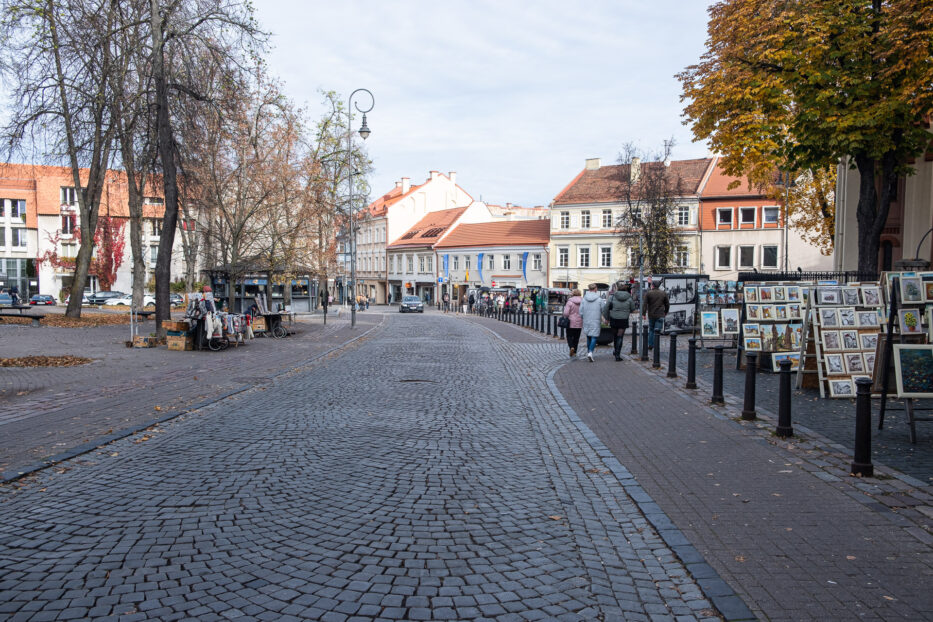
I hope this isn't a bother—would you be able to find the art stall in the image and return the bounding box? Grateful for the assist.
[738,281,807,372]
[697,280,742,348]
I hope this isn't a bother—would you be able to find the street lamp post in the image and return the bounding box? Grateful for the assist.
[346,88,374,329]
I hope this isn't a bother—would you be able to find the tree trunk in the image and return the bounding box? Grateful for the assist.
[854,154,897,275]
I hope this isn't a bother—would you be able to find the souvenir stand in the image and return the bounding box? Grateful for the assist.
[696,280,742,349]
[181,291,257,351]
[795,281,884,397]
[875,272,933,441]
[740,282,807,372]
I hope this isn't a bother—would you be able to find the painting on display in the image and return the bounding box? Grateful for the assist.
[772,324,793,351]
[787,286,800,302]
[898,308,924,335]
[860,333,878,351]
[788,303,801,319]
[743,323,761,338]
[744,286,759,303]
[772,352,800,371]
[893,345,933,398]
[816,287,841,305]
[922,273,933,302]
[822,330,841,351]
[721,309,740,334]
[819,308,839,328]
[825,353,846,375]
[788,323,803,349]
[845,353,865,374]
[772,286,786,302]
[856,310,878,327]
[841,330,859,351]
[746,305,760,320]
[900,277,923,303]
[861,286,882,307]
[842,287,861,306]
[744,337,762,351]
[701,311,720,338]
[838,308,857,327]
[828,378,855,398]
[761,305,775,320]
[759,287,773,302]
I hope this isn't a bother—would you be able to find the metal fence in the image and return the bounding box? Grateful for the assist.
[737,270,880,284]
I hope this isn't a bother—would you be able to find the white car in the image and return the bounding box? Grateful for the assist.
[105,294,155,307]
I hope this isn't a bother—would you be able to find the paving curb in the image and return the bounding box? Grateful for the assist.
[1,317,383,485]
[545,363,758,622]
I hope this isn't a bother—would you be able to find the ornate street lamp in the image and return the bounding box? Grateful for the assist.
[347,88,374,328]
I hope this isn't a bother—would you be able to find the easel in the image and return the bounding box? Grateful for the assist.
[877,275,933,443]
[795,287,823,395]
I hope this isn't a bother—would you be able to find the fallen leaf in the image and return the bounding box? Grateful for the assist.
[735,555,746,562]
[846,555,856,560]
[883,596,896,601]
[110,452,119,457]
[548,515,563,520]
[154,406,162,411]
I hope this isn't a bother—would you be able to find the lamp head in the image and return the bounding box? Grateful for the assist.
[358,114,371,140]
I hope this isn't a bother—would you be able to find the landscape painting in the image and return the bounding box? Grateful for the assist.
[893,345,933,398]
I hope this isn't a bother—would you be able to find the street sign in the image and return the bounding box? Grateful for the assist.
[491,280,497,287]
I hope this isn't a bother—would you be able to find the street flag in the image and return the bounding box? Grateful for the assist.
[443,254,449,279]
[465,269,469,282]
[522,251,529,282]
[477,253,484,283]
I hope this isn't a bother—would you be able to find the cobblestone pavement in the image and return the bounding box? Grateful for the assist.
[0,311,380,480]
[0,312,724,621]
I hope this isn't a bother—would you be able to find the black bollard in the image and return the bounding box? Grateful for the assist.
[685,338,697,389]
[667,333,678,378]
[652,330,662,369]
[776,359,794,437]
[546,314,552,336]
[711,345,725,404]
[641,323,649,361]
[630,320,638,355]
[741,353,758,420]
[850,378,874,477]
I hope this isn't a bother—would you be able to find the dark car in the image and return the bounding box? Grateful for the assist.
[29,294,56,305]
[171,293,184,307]
[87,291,126,305]
[399,295,424,313]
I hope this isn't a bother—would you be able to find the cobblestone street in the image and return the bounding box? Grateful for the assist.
[0,312,724,621]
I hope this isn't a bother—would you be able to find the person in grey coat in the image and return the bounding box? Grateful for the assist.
[604,281,636,361]
[579,283,606,362]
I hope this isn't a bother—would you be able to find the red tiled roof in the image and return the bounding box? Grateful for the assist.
[700,158,769,198]
[435,219,550,249]
[387,207,467,248]
[553,158,714,205]
[368,182,423,217]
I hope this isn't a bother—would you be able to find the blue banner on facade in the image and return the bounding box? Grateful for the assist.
[477,253,484,283]
[522,251,529,282]
[443,254,449,279]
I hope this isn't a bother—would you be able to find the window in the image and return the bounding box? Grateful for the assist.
[419,256,425,273]
[578,246,590,268]
[503,254,511,270]
[143,196,164,205]
[453,255,459,270]
[763,207,780,224]
[62,214,77,235]
[11,200,25,223]
[740,207,756,225]
[677,205,690,226]
[581,210,591,228]
[11,228,26,247]
[630,206,642,221]
[61,187,78,205]
[533,253,542,271]
[628,247,641,267]
[407,255,414,273]
[717,208,733,227]
[762,245,779,268]
[62,243,77,258]
[150,219,162,236]
[149,245,159,264]
[426,256,432,272]
[558,247,569,268]
[715,246,732,269]
[0,227,5,246]
[488,255,494,270]
[559,211,569,229]
[599,246,612,268]
[465,255,471,270]
[738,245,755,268]
[674,246,689,268]
[602,209,613,228]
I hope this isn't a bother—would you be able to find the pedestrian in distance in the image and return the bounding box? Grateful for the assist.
[579,283,606,362]
[442,291,450,313]
[644,281,670,350]
[604,280,636,361]
[562,288,583,358]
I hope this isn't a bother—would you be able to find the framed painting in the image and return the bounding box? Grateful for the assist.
[865,352,876,376]
[744,286,758,303]
[824,353,846,375]
[925,282,933,304]
[746,304,760,320]
[760,305,775,321]
[828,378,855,398]
[743,323,761,338]
[822,330,841,351]
[838,307,857,327]
[759,286,773,302]
[786,286,800,302]
[861,286,882,307]
[845,352,865,374]
[787,303,801,319]
[788,323,803,349]
[819,308,839,328]
[701,311,720,338]
[898,308,924,335]
[840,329,860,351]
[818,279,839,286]
[900,276,923,303]
[841,287,861,306]
[721,309,740,335]
[856,310,878,327]
[816,287,841,305]
[772,352,800,371]
[744,337,762,351]
[774,305,788,320]
[772,286,786,302]
[893,344,933,398]
[860,332,878,351]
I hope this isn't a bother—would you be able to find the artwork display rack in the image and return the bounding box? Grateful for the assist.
[739,281,806,372]
[697,280,741,349]
[877,274,933,443]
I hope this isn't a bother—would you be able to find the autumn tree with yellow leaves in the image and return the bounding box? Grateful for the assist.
[679,0,933,273]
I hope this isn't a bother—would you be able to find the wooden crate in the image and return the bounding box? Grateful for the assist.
[163,320,190,332]
[133,335,158,348]
[252,317,266,332]
[167,335,193,351]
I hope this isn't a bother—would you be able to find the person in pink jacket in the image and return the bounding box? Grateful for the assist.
[562,289,583,357]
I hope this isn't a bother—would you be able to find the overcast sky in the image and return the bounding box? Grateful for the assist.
[254,1,715,208]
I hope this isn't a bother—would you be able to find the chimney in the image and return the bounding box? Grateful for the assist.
[395,181,401,189]
[585,157,600,170]
[401,177,410,193]
[506,202,512,209]
[630,157,641,182]
[448,171,456,184]
[430,170,439,181]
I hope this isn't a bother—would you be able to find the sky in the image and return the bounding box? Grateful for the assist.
[254,1,716,208]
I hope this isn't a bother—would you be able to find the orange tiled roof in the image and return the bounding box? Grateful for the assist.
[368,182,422,217]
[553,158,714,205]
[700,158,769,198]
[435,219,550,249]
[387,207,467,248]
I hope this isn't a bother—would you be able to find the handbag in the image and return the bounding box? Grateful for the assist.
[557,316,570,328]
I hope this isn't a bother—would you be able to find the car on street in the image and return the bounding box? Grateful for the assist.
[29,294,56,305]
[171,293,184,307]
[104,294,155,307]
[0,292,13,306]
[87,290,126,305]
[399,295,424,313]
[64,292,91,306]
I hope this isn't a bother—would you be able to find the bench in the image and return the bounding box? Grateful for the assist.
[0,311,45,326]
[0,305,33,315]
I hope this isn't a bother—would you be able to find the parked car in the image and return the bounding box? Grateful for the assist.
[29,294,56,305]
[64,292,91,306]
[87,291,126,305]
[171,293,184,307]
[0,292,13,306]
[399,295,424,313]
[105,294,155,307]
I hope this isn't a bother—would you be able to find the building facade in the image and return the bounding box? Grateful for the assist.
[387,206,468,303]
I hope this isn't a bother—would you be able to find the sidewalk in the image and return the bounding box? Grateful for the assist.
[465,313,933,620]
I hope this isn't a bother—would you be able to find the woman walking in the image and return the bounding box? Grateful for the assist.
[579,283,606,362]
[604,281,636,361]
[562,289,583,358]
